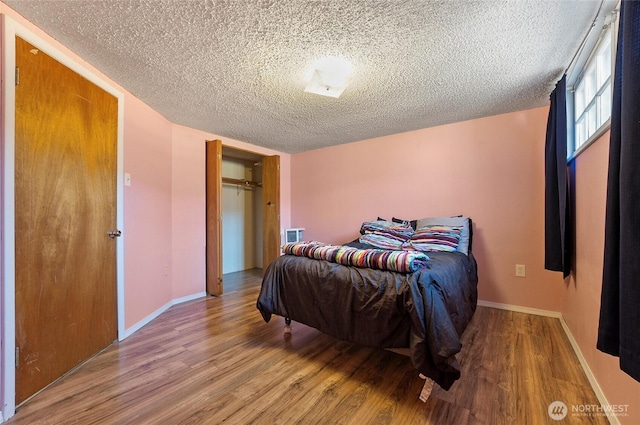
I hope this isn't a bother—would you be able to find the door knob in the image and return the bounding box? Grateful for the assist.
[108,230,122,239]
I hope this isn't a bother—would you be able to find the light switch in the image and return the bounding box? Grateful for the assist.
[124,172,131,187]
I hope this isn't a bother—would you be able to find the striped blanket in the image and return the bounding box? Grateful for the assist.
[282,241,429,273]
[358,220,414,249]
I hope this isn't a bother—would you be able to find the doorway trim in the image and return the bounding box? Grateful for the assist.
[1,15,126,420]
[207,144,280,294]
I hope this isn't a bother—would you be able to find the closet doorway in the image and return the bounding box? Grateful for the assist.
[205,140,280,295]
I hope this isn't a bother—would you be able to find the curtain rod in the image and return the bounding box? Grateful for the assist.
[564,0,607,76]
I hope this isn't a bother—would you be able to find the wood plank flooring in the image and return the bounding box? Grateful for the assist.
[222,268,263,293]
[6,271,608,424]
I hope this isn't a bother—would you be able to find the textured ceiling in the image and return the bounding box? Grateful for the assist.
[4,0,604,153]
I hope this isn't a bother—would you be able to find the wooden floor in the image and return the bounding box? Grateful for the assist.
[7,271,608,425]
[222,268,263,293]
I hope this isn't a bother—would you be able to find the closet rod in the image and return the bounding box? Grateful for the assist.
[222,177,262,188]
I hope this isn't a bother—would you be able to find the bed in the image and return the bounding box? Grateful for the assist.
[256,216,478,400]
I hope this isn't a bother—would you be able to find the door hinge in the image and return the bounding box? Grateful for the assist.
[15,67,19,86]
[15,347,19,368]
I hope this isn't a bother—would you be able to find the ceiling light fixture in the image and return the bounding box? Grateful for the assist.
[304,57,354,98]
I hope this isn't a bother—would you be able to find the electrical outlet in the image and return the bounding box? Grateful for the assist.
[515,264,526,277]
[163,265,169,276]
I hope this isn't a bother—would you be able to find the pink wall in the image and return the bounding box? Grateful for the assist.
[170,125,206,300]
[291,107,565,311]
[122,94,174,327]
[565,133,640,423]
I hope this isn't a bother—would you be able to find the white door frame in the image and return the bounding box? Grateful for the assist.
[1,15,126,420]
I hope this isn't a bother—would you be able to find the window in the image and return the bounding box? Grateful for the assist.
[574,28,613,150]
[568,1,619,158]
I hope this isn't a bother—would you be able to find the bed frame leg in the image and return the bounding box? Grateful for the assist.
[418,374,434,402]
[284,317,292,334]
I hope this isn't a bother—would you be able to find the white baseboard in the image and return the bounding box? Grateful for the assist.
[173,291,206,305]
[122,300,172,340]
[121,292,207,340]
[559,317,619,425]
[478,299,617,425]
[477,299,561,318]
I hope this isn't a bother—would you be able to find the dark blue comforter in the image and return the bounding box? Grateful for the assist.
[256,244,478,390]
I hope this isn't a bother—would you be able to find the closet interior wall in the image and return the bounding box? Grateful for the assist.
[221,154,263,274]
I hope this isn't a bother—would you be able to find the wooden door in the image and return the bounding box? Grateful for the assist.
[14,37,118,404]
[262,155,280,272]
[206,139,223,295]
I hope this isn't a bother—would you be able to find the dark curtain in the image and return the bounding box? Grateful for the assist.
[544,75,571,278]
[598,0,640,382]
